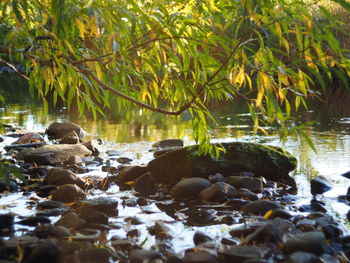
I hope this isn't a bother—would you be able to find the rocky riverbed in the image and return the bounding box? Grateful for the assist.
[0,122,350,263]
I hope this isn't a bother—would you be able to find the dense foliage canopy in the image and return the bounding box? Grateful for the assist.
[1,0,350,154]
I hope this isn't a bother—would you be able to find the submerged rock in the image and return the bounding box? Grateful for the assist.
[134,173,157,196]
[80,197,118,216]
[116,166,148,182]
[46,122,85,139]
[27,239,61,263]
[23,144,91,165]
[242,200,280,216]
[148,142,297,188]
[170,177,211,200]
[82,140,102,156]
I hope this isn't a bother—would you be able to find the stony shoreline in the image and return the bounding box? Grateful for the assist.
[0,122,349,263]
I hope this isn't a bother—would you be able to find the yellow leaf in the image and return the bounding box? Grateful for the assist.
[263,209,274,219]
[256,87,264,107]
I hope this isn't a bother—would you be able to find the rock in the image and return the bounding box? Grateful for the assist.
[127,229,141,238]
[0,180,18,192]
[199,182,236,203]
[219,246,271,263]
[2,235,39,250]
[46,122,85,139]
[170,178,211,200]
[12,132,45,144]
[78,208,109,225]
[79,247,111,263]
[55,212,86,230]
[245,218,296,245]
[193,231,213,245]
[116,166,148,182]
[27,240,61,263]
[80,197,118,216]
[264,208,292,220]
[226,199,250,210]
[226,176,263,193]
[37,200,66,210]
[242,260,269,263]
[134,173,157,196]
[152,139,184,148]
[0,214,14,232]
[183,250,218,263]
[59,130,79,144]
[111,239,137,252]
[320,223,343,240]
[310,175,332,195]
[65,155,83,165]
[36,185,58,197]
[242,200,280,216]
[23,144,91,165]
[46,168,86,189]
[49,226,71,239]
[229,222,266,238]
[148,142,297,188]
[82,140,102,156]
[129,249,162,263]
[148,221,173,240]
[283,231,326,255]
[51,184,86,203]
[286,252,318,263]
[232,188,259,201]
[17,215,51,226]
[208,173,225,183]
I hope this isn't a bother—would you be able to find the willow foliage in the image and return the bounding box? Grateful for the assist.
[0,0,349,155]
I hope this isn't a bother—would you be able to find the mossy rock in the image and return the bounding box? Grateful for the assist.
[147,142,297,188]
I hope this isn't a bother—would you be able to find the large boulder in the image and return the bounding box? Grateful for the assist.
[46,122,85,140]
[23,144,91,165]
[147,142,297,188]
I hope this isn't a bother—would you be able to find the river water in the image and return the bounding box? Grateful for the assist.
[1,73,350,251]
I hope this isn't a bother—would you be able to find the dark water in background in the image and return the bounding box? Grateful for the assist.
[1,72,350,248]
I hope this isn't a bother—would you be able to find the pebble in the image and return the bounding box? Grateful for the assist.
[199,182,236,203]
[283,231,326,255]
[134,172,157,196]
[310,175,332,195]
[219,246,271,263]
[193,231,213,245]
[129,249,162,263]
[27,240,61,263]
[116,165,148,182]
[226,176,264,193]
[170,177,211,200]
[183,250,218,263]
[242,200,280,216]
[79,247,111,263]
[55,212,86,230]
[51,184,86,203]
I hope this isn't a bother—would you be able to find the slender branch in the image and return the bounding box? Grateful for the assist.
[0,58,29,80]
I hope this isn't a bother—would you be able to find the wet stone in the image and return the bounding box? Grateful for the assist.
[219,246,271,263]
[59,130,79,144]
[152,139,184,148]
[148,221,173,240]
[285,252,318,263]
[170,177,211,200]
[127,229,141,239]
[265,208,292,220]
[226,199,250,210]
[283,231,326,255]
[0,180,18,192]
[242,200,280,216]
[199,182,236,203]
[229,222,267,238]
[245,218,296,245]
[193,231,213,245]
[111,239,137,252]
[295,219,317,232]
[116,165,148,182]
[310,175,332,195]
[55,212,86,230]
[232,188,259,201]
[134,172,157,196]
[36,185,58,197]
[46,167,86,189]
[49,225,71,239]
[82,140,102,156]
[129,249,162,263]
[27,240,61,263]
[51,184,86,203]
[65,155,83,165]
[81,197,118,216]
[117,157,132,164]
[17,215,51,226]
[226,176,264,193]
[78,208,109,225]
[36,208,67,217]
[46,122,85,140]
[37,200,66,210]
[0,214,14,230]
[208,173,225,183]
[79,247,111,263]
[183,250,218,263]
